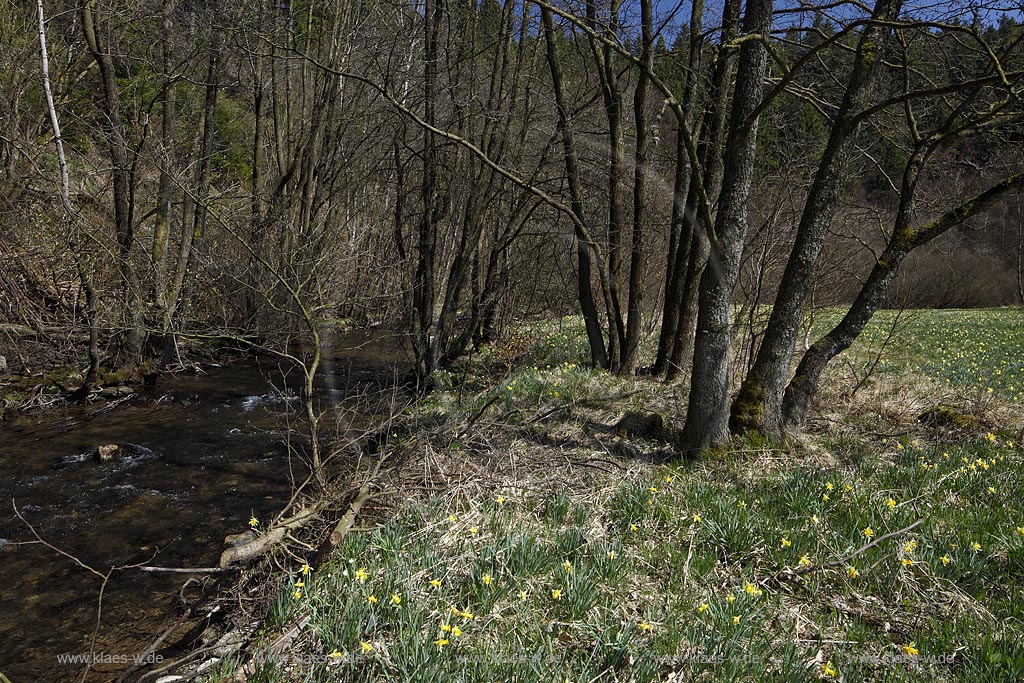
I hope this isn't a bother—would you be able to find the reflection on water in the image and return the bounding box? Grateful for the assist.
[0,333,408,682]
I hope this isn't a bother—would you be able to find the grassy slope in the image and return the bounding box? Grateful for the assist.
[202,310,1024,682]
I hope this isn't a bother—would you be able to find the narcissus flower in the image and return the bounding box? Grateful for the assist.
[940,555,951,565]
[360,642,373,653]
[469,526,479,535]
[562,560,574,574]
[482,573,493,586]
[434,637,449,648]
[390,593,401,605]
[886,498,897,509]
[780,537,792,548]
[551,589,562,600]
[732,615,741,625]
[293,590,302,599]
[902,642,919,656]
[367,595,377,604]
[496,496,505,505]
[301,563,313,576]
[452,626,463,637]
[726,593,736,603]
[863,527,875,538]
[847,566,859,579]
[799,555,812,567]
[972,542,982,551]
[638,622,653,631]
[328,650,344,659]
[429,579,442,587]
[249,516,260,529]
[822,660,837,678]
[355,568,368,583]
[697,603,709,613]
[901,558,914,566]
[743,582,762,597]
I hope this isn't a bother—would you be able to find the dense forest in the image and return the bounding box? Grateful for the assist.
[2,0,1023,449]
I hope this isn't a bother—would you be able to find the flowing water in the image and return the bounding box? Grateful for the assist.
[0,333,409,682]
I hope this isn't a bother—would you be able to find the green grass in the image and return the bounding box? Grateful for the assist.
[199,308,1024,682]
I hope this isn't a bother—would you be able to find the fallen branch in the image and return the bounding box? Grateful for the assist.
[330,484,373,545]
[218,505,322,569]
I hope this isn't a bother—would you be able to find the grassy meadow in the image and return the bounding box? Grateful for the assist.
[201,308,1024,682]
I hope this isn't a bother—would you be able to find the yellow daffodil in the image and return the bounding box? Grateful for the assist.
[940,555,951,565]
[863,527,875,538]
[367,595,377,604]
[825,482,834,491]
[692,513,702,523]
[249,516,259,529]
[328,650,344,658]
[847,566,859,579]
[902,642,919,656]
[737,501,747,509]
[452,626,463,637]
[482,573,493,586]
[355,568,368,583]
[664,475,674,483]
[295,580,304,588]
[562,560,573,574]
[469,526,479,535]
[972,542,982,551]
[390,593,401,605]
[886,498,897,509]
[607,550,616,560]
[448,515,458,523]
[732,615,741,625]
[301,563,313,576]
[638,622,652,631]
[429,579,442,587]
[496,496,505,505]
[551,589,562,600]
[822,494,829,502]
[743,582,762,596]
[901,558,913,566]
[799,555,811,567]
[434,637,449,648]
[519,590,528,601]
[697,603,709,613]
[360,641,373,653]
[822,660,837,678]
[726,593,736,603]
[780,537,792,548]
[293,590,302,599]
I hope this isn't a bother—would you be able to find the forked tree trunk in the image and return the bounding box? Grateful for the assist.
[730,0,901,438]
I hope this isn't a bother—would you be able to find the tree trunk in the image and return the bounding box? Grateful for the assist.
[621,0,653,373]
[681,0,774,452]
[730,0,901,438]
[654,0,704,375]
[81,0,142,370]
[662,0,740,380]
[542,5,608,369]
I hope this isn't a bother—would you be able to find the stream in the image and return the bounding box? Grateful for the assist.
[0,333,409,682]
